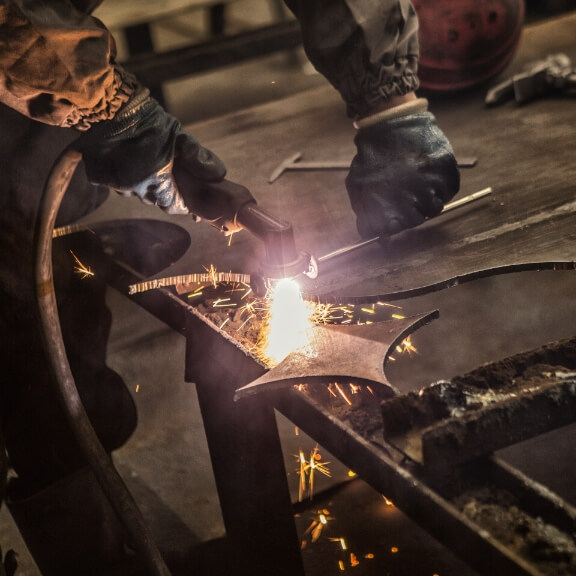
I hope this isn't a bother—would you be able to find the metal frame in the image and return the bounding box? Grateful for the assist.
[102,244,576,576]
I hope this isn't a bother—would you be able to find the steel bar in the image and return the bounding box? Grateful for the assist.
[317,187,493,265]
[268,152,478,183]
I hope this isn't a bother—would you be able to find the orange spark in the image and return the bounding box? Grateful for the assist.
[70,251,94,279]
[295,446,331,501]
[203,264,219,288]
[329,537,348,550]
[332,382,353,406]
[303,509,332,543]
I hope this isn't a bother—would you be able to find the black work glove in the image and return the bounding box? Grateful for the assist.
[346,98,460,239]
[76,86,228,215]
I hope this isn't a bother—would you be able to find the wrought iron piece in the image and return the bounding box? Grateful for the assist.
[381,338,576,473]
[301,260,576,304]
[234,311,438,400]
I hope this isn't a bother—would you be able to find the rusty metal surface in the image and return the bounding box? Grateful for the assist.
[274,339,576,576]
[385,378,576,472]
[381,338,576,471]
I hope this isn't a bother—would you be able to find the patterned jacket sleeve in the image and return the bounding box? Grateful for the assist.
[283,0,420,118]
[0,0,134,130]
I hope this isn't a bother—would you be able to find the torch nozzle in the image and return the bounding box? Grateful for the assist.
[235,203,313,295]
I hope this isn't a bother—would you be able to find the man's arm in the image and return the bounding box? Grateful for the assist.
[285,0,460,239]
[0,0,251,217]
[283,0,420,118]
[0,0,133,129]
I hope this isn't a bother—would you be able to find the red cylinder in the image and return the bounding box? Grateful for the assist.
[412,0,525,91]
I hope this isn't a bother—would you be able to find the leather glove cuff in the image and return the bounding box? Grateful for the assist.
[354,98,429,129]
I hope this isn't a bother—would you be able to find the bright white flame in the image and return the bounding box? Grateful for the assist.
[261,278,315,366]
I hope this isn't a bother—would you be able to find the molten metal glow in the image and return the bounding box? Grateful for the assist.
[166,264,417,370]
[260,278,317,366]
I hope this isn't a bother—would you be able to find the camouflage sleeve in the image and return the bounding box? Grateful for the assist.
[0,0,135,130]
[283,0,420,118]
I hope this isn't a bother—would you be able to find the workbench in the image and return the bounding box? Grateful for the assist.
[89,11,576,576]
[171,14,576,302]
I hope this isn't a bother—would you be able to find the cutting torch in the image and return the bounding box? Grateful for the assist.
[176,170,492,294]
[174,173,312,294]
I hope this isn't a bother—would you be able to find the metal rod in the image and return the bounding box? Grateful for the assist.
[318,187,493,264]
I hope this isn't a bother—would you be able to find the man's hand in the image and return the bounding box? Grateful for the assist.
[346,98,460,239]
[76,87,228,215]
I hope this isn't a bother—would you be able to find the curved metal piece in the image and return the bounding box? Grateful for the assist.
[234,310,438,400]
[302,260,576,304]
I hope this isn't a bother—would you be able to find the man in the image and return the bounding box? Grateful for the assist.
[0,1,459,573]
[1,0,459,234]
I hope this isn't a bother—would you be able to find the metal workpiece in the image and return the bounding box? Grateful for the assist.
[234,311,439,400]
[102,225,576,576]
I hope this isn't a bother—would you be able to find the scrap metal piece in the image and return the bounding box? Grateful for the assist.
[485,53,576,106]
[381,338,576,473]
[234,310,438,400]
[128,271,252,295]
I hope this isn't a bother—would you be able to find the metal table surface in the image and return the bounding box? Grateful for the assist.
[157,11,576,302]
[95,12,576,576]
